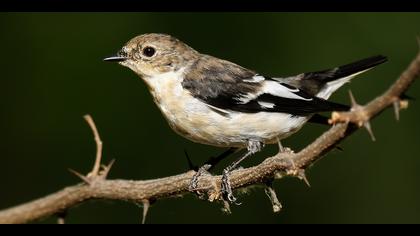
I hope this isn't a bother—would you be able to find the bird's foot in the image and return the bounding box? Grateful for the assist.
[277,140,294,154]
[221,169,241,205]
[189,164,212,192]
[280,147,294,154]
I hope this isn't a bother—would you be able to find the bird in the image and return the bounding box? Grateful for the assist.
[104,33,387,203]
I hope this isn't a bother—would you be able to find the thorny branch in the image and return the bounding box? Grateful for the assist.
[0,48,419,224]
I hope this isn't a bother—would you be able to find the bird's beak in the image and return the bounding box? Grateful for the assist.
[103,51,127,62]
[103,56,127,62]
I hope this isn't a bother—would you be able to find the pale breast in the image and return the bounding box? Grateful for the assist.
[143,71,308,148]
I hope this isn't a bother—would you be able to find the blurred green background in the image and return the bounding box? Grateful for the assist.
[1,13,420,224]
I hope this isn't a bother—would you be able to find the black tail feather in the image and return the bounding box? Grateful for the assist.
[304,55,388,83]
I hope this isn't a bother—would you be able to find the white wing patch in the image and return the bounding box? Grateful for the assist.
[243,75,265,83]
[237,75,265,103]
[258,101,275,109]
[236,92,258,104]
[237,78,313,104]
[262,81,313,101]
[316,69,369,99]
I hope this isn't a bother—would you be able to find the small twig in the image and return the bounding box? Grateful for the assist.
[264,182,282,213]
[84,114,103,178]
[69,115,113,184]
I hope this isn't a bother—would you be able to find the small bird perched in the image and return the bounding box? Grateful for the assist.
[104,33,387,203]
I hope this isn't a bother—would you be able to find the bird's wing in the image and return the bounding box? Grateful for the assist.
[182,56,349,116]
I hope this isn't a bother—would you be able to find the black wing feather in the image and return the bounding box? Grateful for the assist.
[308,114,331,125]
[229,93,349,116]
[182,55,351,116]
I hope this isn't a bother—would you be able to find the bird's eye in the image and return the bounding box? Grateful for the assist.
[142,47,156,57]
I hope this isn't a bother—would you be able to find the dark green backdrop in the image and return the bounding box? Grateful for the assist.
[1,13,420,224]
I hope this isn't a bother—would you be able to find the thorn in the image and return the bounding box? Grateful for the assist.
[282,157,310,187]
[56,211,67,224]
[184,149,198,171]
[364,121,376,142]
[68,168,91,185]
[101,159,115,179]
[264,183,282,213]
[348,90,358,107]
[297,169,311,187]
[393,100,400,121]
[141,200,150,224]
[393,99,409,122]
[221,200,232,214]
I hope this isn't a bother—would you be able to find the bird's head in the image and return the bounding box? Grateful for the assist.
[104,33,199,78]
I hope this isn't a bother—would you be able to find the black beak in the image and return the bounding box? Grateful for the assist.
[103,51,127,62]
[103,55,127,62]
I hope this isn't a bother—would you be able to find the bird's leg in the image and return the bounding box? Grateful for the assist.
[221,151,252,203]
[276,138,296,167]
[277,139,285,153]
[189,148,237,191]
[189,164,212,192]
[221,141,262,204]
[277,138,294,153]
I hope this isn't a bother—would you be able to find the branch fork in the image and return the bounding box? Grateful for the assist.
[68,115,114,185]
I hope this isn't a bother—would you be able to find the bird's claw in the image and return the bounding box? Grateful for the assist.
[221,169,241,205]
[189,175,199,191]
[189,164,212,192]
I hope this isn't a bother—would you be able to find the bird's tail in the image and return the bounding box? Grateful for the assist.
[314,55,388,99]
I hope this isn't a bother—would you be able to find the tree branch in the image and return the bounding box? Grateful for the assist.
[1,49,419,224]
